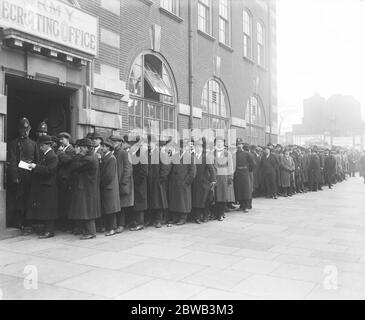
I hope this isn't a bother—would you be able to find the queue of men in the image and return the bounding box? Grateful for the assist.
[7,117,361,240]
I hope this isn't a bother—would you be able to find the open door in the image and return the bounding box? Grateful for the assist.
[0,68,7,232]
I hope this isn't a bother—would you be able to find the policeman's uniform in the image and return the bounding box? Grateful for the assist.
[7,118,38,229]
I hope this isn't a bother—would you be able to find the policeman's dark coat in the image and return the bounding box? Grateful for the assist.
[168,151,196,213]
[8,137,39,183]
[57,144,76,217]
[100,152,121,215]
[115,146,134,208]
[68,152,101,220]
[147,149,171,210]
[27,149,58,221]
[131,149,148,212]
[214,149,235,202]
[192,152,216,209]
[234,150,256,201]
[7,136,39,213]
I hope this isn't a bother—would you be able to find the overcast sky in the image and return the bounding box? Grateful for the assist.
[276,0,365,133]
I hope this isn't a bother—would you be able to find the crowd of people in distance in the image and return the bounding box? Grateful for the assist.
[7,117,365,240]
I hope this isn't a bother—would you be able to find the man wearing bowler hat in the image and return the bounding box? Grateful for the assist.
[7,117,39,233]
[27,135,59,239]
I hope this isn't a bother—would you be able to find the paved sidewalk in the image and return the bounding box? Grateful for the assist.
[1,177,365,300]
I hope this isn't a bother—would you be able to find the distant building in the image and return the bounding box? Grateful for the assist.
[291,94,365,149]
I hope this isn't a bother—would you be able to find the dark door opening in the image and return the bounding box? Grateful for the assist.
[5,75,75,228]
[6,75,74,142]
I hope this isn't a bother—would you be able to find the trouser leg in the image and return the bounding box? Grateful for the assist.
[194,208,203,221]
[214,202,225,219]
[83,220,96,236]
[105,213,117,231]
[95,216,105,231]
[153,209,163,224]
[117,208,126,227]
[44,220,55,233]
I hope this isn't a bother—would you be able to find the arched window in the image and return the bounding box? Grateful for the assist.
[242,9,252,59]
[245,96,266,145]
[200,79,229,130]
[128,53,176,134]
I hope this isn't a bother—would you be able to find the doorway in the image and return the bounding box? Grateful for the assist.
[5,75,75,228]
[6,75,75,142]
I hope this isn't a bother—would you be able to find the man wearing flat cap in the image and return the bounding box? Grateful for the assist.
[68,138,101,240]
[27,135,59,239]
[100,139,121,236]
[57,132,75,231]
[7,117,39,233]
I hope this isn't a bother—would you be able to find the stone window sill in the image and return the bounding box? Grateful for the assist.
[138,0,153,6]
[197,29,215,42]
[219,42,234,53]
[159,7,183,23]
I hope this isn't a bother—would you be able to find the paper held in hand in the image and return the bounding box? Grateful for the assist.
[18,161,32,171]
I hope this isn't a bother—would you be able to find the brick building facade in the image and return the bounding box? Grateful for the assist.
[0,0,277,232]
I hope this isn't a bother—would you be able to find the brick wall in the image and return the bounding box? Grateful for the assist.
[77,0,276,141]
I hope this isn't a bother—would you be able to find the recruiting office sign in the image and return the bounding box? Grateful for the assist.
[0,0,98,56]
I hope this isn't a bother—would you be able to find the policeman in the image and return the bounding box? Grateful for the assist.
[36,121,48,139]
[7,117,38,233]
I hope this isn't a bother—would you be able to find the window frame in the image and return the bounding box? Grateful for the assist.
[160,0,180,16]
[242,9,252,59]
[198,0,212,36]
[218,0,231,46]
[200,78,229,130]
[256,20,265,67]
[128,53,176,133]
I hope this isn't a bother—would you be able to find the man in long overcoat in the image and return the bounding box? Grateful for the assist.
[68,138,101,240]
[168,139,196,225]
[280,149,295,196]
[192,138,216,223]
[7,117,39,232]
[309,149,322,191]
[27,135,58,239]
[323,149,336,189]
[110,135,134,233]
[250,145,261,198]
[234,140,256,213]
[359,150,365,183]
[56,132,75,231]
[100,138,121,236]
[128,136,148,231]
[213,136,234,221]
[260,146,279,199]
[146,136,171,228]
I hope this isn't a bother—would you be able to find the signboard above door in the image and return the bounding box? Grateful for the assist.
[0,0,98,56]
